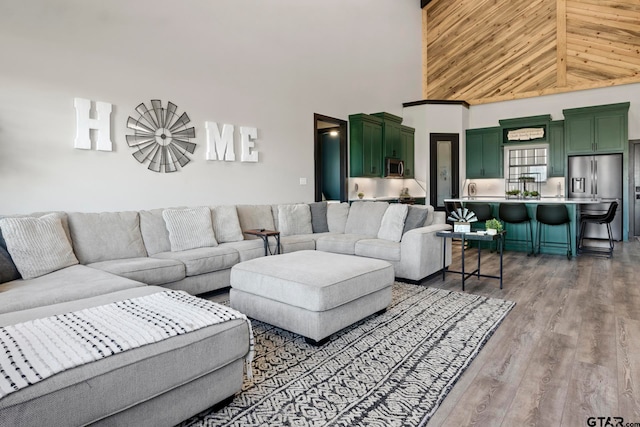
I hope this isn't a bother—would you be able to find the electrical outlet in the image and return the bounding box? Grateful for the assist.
[299,178,307,185]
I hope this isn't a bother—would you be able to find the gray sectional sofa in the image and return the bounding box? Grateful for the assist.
[0,200,451,426]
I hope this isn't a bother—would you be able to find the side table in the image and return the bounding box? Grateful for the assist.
[436,230,506,291]
[244,229,281,256]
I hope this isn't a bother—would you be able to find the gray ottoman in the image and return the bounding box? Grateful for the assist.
[230,250,394,344]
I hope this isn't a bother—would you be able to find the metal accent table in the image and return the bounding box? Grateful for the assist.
[244,229,281,256]
[436,230,506,291]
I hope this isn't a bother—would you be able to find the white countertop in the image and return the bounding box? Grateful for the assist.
[447,197,603,204]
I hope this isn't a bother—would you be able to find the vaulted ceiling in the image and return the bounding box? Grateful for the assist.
[421,0,640,104]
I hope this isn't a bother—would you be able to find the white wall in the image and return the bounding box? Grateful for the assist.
[0,0,423,214]
[402,103,469,203]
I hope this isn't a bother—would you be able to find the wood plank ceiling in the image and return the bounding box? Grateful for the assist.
[422,0,640,104]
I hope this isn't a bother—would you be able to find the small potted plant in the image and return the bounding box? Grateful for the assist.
[506,189,520,199]
[485,218,503,235]
[357,192,364,199]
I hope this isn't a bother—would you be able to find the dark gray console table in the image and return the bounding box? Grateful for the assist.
[436,230,506,291]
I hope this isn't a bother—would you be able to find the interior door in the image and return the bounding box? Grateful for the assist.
[430,133,459,210]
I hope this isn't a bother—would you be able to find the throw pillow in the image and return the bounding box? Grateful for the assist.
[211,205,244,243]
[403,205,430,234]
[344,201,389,237]
[0,245,21,284]
[0,213,79,279]
[278,204,313,237]
[162,207,218,252]
[327,203,349,233]
[309,201,329,233]
[377,204,409,242]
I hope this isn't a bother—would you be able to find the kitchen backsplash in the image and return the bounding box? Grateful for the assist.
[463,177,565,197]
[347,178,427,200]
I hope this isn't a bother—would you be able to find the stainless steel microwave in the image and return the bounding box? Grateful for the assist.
[385,157,404,178]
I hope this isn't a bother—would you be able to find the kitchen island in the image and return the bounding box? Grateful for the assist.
[445,197,602,256]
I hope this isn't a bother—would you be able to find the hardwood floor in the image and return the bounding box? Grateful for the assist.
[204,240,640,426]
[427,239,640,426]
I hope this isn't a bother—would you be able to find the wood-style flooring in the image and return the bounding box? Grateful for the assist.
[427,239,640,426]
[205,239,640,426]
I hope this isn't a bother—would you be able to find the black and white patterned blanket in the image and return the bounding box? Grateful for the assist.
[0,290,254,399]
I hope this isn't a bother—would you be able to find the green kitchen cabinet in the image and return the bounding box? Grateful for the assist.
[372,112,403,159]
[465,126,502,178]
[563,102,629,155]
[548,120,565,177]
[349,114,383,177]
[400,125,415,178]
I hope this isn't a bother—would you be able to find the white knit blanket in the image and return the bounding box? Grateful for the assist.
[0,290,254,399]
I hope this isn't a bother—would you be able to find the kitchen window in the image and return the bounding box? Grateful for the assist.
[504,144,548,182]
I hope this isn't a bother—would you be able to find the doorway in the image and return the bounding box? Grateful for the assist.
[314,114,348,202]
[429,133,459,210]
[630,139,640,237]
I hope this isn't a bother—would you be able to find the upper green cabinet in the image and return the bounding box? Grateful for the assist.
[548,120,565,177]
[465,126,502,178]
[349,112,415,178]
[400,125,415,178]
[563,102,629,155]
[349,114,383,177]
[372,112,403,159]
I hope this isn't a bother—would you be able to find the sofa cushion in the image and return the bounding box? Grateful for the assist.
[88,257,185,286]
[153,246,239,277]
[423,205,436,226]
[377,204,408,242]
[0,265,145,314]
[355,238,401,262]
[236,205,276,239]
[211,205,244,243]
[344,201,389,237]
[309,202,329,233]
[278,204,312,237]
[279,234,316,253]
[139,208,171,256]
[163,207,218,252]
[315,234,369,255]
[0,213,79,279]
[326,203,349,233]
[403,205,430,234]
[68,211,148,264]
[219,240,268,262]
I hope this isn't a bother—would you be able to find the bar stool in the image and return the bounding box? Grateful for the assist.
[499,203,533,255]
[467,202,494,251]
[578,201,618,258]
[466,203,492,230]
[535,204,571,259]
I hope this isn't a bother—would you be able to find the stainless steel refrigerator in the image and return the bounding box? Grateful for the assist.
[568,154,623,240]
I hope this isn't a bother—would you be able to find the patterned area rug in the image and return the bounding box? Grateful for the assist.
[182,282,515,427]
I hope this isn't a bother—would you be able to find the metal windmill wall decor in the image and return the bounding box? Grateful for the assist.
[126,100,196,172]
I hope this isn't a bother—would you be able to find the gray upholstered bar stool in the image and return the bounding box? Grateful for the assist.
[535,204,571,259]
[498,203,533,255]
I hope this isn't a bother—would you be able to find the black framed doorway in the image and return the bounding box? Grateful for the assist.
[314,114,348,202]
[429,133,460,210]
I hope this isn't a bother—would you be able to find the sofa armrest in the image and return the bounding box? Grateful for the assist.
[397,223,452,281]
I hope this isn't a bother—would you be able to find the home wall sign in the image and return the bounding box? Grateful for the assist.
[126,100,196,173]
[205,121,259,162]
[74,98,113,151]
